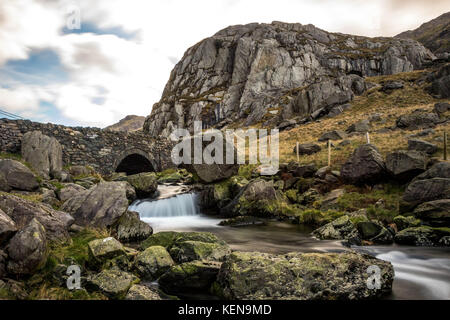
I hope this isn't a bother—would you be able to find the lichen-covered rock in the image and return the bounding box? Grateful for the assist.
[6,218,48,275]
[88,237,126,268]
[0,159,39,191]
[115,211,152,243]
[134,246,174,280]
[57,183,86,203]
[313,215,361,245]
[170,241,231,264]
[126,173,158,198]
[413,200,450,226]
[159,261,221,295]
[396,112,441,130]
[141,231,179,250]
[408,139,438,155]
[61,181,135,228]
[144,22,432,137]
[216,251,394,300]
[21,131,63,179]
[393,215,421,231]
[394,226,450,246]
[385,150,428,181]
[87,269,138,299]
[0,193,73,241]
[0,208,17,245]
[341,144,387,185]
[125,284,162,300]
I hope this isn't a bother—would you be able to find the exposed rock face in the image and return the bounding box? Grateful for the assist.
[396,12,450,54]
[115,211,153,243]
[61,181,135,228]
[21,131,63,179]
[7,218,48,275]
[0,193,73,241]
[216,251,394,300]
[341,144,386,185]
[426,63,450,98]
[144,22,433,137]
[0,159,38,192]
[0,208,17,245]
[104,115,146,133]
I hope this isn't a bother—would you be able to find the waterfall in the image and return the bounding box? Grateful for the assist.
[129,193,200,218]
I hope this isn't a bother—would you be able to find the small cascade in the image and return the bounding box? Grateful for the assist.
[129,193,200,218]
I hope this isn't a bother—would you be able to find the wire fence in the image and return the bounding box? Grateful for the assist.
[0,108,24,120]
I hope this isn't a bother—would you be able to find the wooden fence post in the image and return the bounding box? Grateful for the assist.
[328,140,331,167]
[366,132,371,144]
[296,141,300,162]
[444,132,448,161]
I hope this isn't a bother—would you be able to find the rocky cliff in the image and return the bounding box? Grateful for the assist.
[105,115,146,132]
[144,21,434,137]
[396,12,450,55]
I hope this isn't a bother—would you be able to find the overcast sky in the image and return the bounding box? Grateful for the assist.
[0,0,448,128]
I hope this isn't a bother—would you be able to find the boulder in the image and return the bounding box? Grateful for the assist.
[0,208,17,245]
[385,150,428,180]
[134,246,174,280]
[0,159,39,191]
[412,162,450,181]
[86,269,138,299]
[396,112,440,130]
[312,215,361,245]
[141,231,179,250]
[115,211,153,243]
[346,120,370,134]
[216,251,394,300]
[380,81,404,92]
[413,200,450,226]
[68,165,92,177]
[159,261,221,295]
[88,237,126,268]
[403,178,450,206]
[6,218,47,275]
[320,189,345,209]
[61,181,135,228]
[126,173,158,198]
[341,144,387,185]
[21,131,63,179]
[293,143,321,155]
[291,163,317,178]
[434,102,450,115]
[408,139,438,155]
[427,64,450,98]
[125,284,162,300]
[394,226,449,246]
[0,250,6,279]
[318,130,347,142]
[0,193,73,241]
[393,215,421,231]
[57,183,86,203]
[357,221,394,244]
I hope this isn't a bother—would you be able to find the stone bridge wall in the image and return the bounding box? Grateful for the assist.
[0,119,175,174]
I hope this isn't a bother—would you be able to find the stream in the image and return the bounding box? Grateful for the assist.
[129,185,450,300]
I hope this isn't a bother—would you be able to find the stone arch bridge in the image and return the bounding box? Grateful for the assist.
[0,119,175,175]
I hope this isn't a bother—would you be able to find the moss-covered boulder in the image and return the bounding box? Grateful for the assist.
[393,215,421,231]
[86,269,138,299]
[125,284,162,300]
[313,215,361,245]
[413,199,450,227]
[157,169,193,184]
[216,251,394,300]
[88,237,126,268]
[159,261,221,295]
[126,173,158,198]
[115,211,153,243]
[134,246,174,280]
[394,226,450,246]
[356,221,394,244]
[141,231,179,250]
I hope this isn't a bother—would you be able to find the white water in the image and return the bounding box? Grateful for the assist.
[129,185,222,230]
[130,184,450,300]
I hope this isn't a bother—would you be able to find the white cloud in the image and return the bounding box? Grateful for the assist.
[0,0,447,127]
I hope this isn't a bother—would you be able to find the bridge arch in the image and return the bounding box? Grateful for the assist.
[114,148,159,175]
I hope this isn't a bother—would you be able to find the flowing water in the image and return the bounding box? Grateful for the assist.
[129,185,450,300]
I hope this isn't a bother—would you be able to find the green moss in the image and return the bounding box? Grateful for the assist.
[238,164,257,180]
[294,209,345,226]
[141,231,179,250]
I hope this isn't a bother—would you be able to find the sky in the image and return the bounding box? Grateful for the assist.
[0,0,448,128]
